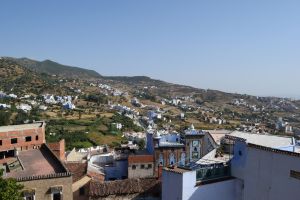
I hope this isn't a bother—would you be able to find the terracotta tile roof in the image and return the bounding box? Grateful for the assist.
[89,178,161,198]
[128,155,154,164]
[65,162,87,183]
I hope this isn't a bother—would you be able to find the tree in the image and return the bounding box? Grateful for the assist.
[0,110,11,126]
[0,169,23,200]
[13,111,28,125]
[137,139,145,150]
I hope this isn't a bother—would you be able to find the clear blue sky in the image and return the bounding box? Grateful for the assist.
[1,1,300,98]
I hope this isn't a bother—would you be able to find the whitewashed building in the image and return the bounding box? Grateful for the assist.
[162,132,300,200]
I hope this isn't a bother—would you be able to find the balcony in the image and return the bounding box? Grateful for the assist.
[196,165,231,182]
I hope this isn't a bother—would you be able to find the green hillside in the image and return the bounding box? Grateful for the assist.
[5,57,102,79]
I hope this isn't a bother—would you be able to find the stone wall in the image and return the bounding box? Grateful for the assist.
[21,176,73,200]
[128,162,154,178]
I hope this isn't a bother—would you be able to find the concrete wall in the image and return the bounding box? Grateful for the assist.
[162,170,182,200]
[21,176,73,200]
[105,160,128,180]
[181,170,241,200]
[232,141,300,200]
[73,176,90,200]
[162,170,242,200]
[128,162,154,178]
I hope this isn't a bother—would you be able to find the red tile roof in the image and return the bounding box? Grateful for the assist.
[65,162,87,183]
[128,155,154,164]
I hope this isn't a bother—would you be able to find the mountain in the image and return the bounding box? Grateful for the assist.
[4,57,101,79]
[0,57,246,99]
[0,58,74,95]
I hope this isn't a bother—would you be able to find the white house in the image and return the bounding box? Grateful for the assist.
[63,102,76,110]
[8,94,17,99]
[39,105,48,111]
[162,132,300,200]
[0,104,11,109]
[16,104,32,112]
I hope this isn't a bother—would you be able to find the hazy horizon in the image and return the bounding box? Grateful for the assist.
[1,1,300,99]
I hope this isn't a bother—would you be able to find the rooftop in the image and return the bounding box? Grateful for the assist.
[65,162,87,183]
[5,145,67,179]
[196,149,231,165]
[205,130,233,145]
[0,122,44,132]
[185,124,205,136]
[89,178,161,198]
[228,131,294,148]
[128,154,154,164]
[163,166,191,174]
[158,141,185,148]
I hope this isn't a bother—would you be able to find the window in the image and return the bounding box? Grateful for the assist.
[192,140,199,147]
[35,135,39,141]
[53,193,61,200]
[140,164,145,169]
[25,195,35,200]
[290,170,300,180]
[132,165,136,170]
[79,187,85,196]
[11,138,17,144]
[0,140,2,146]
[25,136,32,142]
[148,164,152,169]
[238,150,242,156]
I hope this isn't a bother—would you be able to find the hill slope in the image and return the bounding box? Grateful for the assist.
[5,57,101,79]
[0,58,68,95]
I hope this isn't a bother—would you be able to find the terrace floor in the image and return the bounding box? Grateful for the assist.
[6,148,64,179]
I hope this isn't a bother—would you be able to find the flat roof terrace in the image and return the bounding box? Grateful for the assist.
[0,122,44,132]
[6,145,67,179]
[229,131,293,148]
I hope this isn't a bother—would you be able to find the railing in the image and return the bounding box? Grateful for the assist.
[196,165,230,182]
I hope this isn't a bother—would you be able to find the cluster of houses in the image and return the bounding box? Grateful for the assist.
[111,104,139,117]
[1,118,300,200]
[0,91,77,113]
[96,83,127,96]
[43,94,76,110]
[276,117,293,134]
[231,98,265,112]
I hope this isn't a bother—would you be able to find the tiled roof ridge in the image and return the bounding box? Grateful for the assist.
[89,178,160,197]
[247,143,300,157]
[15,172,72,182]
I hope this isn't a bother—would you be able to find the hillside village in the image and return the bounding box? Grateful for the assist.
[1,57,300,199]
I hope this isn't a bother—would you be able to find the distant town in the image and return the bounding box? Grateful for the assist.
[1,57,300,200]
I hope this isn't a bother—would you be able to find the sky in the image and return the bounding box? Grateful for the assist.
[1,1,300,98]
